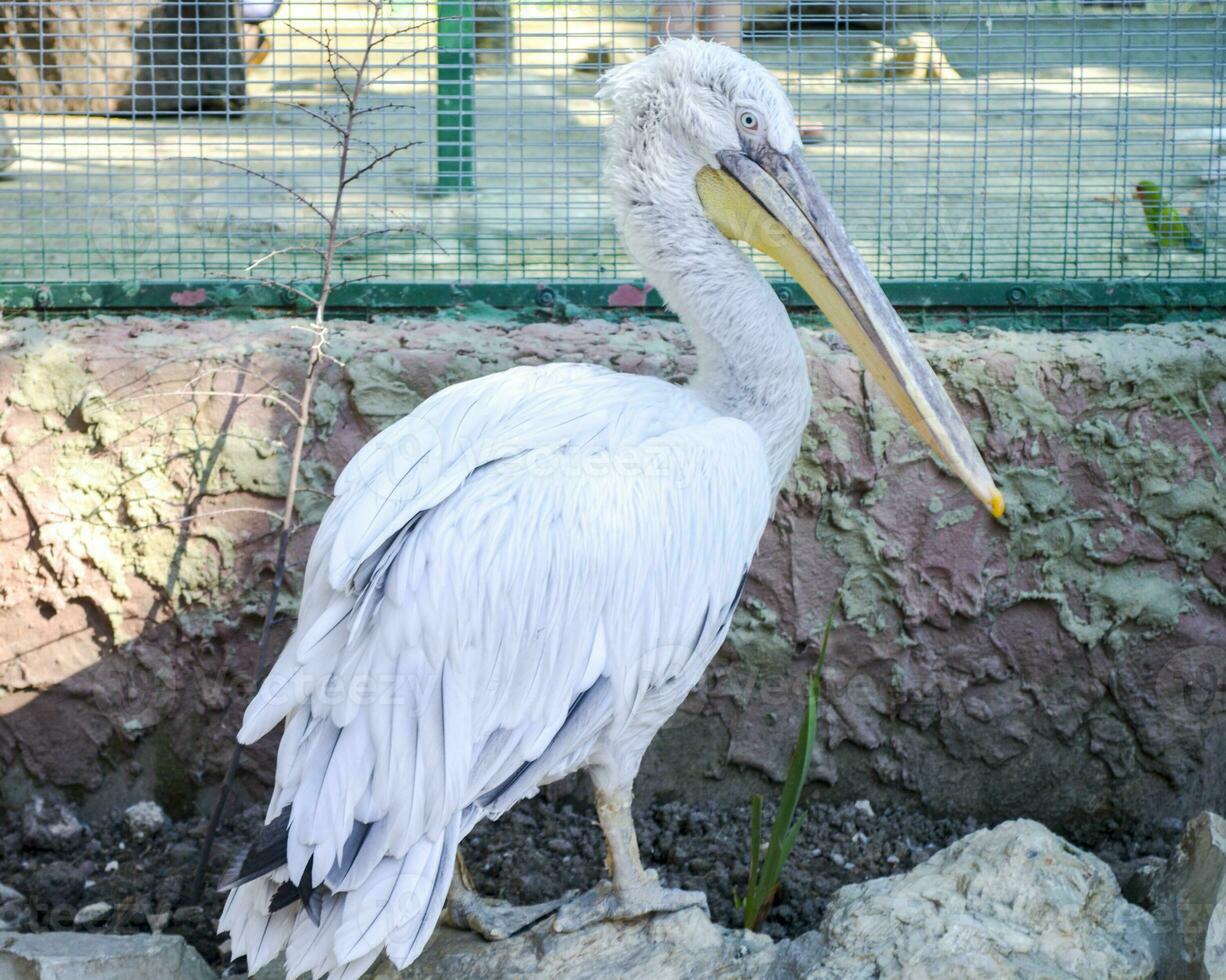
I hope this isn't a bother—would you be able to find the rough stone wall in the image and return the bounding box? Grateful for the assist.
[0,313,1222,832]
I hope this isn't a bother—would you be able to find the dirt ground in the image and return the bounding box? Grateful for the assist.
[1,5,1222,287]
[0,788,1176,971]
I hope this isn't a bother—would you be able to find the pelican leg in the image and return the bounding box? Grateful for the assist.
[444,851,564,940]
[552,783,708,933]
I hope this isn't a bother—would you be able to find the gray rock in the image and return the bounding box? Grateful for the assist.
[72,901,113,927]
[246,955,286,980]
[251,821,1159,979]
[768,933,828,979]
[123,801,167,837]
[232,911,782,980]
[21,798,83,853]
[803,819,1158,979]
[397,906,774,980]
[1120,856,1168,911]
[0,931,215,979]
[1152,811,1226,979]
[0,886,30,932]
[27,861,85,910]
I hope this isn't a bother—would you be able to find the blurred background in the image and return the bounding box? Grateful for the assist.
[1,1,1223,307]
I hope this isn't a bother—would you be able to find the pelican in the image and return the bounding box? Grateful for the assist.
[220,38,1003,979]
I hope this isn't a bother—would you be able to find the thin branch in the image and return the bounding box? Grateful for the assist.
[201,158,327,223]
[287,23,359,76]
[115,388,300,416]
[268,98,345,135]
[349,101,400,118]
[317,29,356,106]
[254,277,322,307]
[335,133,382,156]
[243,244,324,273]
[200,270,320,309]
[331,272,384,288]
[369,47,436,86]
[341,141,419,186]
[367,20,433,48]
[125,506,285,530]
[333,224,420,250]
[193,0,404,903]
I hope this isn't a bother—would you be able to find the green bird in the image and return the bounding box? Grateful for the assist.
[1134,180,1205,251]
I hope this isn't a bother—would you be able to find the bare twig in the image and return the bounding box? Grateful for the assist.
[118,389,300,415]
[191,0,424,902]
[367,19,431,49]
[88,506,285,532]
[349,101,400,118]
[331,272,386,289]
[242,245,325,273]
[256,278,323,307]
[342,141,418,186]
[369,46,436,87]
[268,98,346,135]
[201,158,327,223]
[334,224,421,249]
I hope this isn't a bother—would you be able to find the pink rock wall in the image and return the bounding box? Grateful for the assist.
[0,313,1223,830]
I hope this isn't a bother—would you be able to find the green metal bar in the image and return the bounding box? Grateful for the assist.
[5,279,1226,316]
[436,1,475,192]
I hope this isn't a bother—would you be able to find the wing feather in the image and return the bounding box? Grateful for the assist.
[227,362,773,976]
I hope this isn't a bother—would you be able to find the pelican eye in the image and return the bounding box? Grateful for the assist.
[737,110,759,132]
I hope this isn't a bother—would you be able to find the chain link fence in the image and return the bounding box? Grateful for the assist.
[0,2,1223,309]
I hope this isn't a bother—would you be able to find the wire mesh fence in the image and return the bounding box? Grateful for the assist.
[0,1,1223,306]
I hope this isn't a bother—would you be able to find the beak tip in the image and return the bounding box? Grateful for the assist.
[989,489,1006,521]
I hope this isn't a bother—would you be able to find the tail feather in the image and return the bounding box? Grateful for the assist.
[333,815,459,965]
[220,879,297,974]
[385,817,461,967]
[283,896,368,980]
[221,811,461,978]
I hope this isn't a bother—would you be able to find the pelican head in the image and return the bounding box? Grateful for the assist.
[601,38,1003,519]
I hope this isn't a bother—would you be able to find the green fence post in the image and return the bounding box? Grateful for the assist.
[437,0,475,191]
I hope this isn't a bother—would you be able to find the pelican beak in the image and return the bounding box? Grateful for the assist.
[697,146,1004,520]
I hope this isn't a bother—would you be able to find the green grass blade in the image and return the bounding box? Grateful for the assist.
[760,681,816,888]
[737,602,836,932]
[743,793,764,929]
[778,812,806,868]
[814,601,836,681]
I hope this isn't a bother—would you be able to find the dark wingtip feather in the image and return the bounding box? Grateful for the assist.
[218,806,292,892]
[304,890,324,927]
[218,849,249,892]
[266,857,324,924]
[219,804,340,924]
[268,879,300,913]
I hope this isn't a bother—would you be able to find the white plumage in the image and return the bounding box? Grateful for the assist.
[221,37,999,979]
[222,361,776,976]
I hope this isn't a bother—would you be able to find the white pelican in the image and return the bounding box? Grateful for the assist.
[220,37,1003,979]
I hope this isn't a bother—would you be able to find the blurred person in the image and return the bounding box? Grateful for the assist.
[240,0,283,67]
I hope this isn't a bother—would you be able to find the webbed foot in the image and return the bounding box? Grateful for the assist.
[446,890,567,940]
[551,869,707,933]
